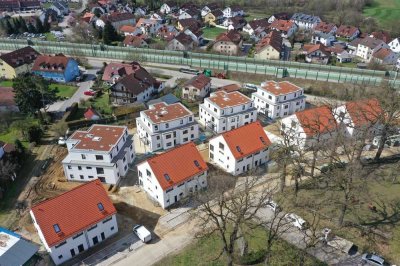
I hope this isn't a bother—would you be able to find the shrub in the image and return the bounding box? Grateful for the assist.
[237,250,266,265]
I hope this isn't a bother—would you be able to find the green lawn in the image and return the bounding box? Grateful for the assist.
[363,0,400,28]
[85,91,112,115]
[50,84,78,98]
[156,226,325,266]
[202,27,228,40]
[45,32,57,42]
[0,80,14,87]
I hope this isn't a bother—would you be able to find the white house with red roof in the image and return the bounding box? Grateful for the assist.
[199,90,257,134]
[269,19,298,38]
[30,180,118,265]
[333,98,383,138]
[137,142,208,208]
[62,125,135,184]
[136,102,199,152]
[209,122,272,175]
[252,81,306,119]
[281,106,338,150]
[182,74,212,101]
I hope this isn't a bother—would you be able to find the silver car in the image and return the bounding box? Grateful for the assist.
[361,253,390,266]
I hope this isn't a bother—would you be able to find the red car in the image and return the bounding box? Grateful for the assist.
[84,90,96,96]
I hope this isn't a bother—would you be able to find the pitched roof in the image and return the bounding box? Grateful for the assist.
[32,55,71,73]
[144,142,208,190]
[102,61,142,81]
[215,30,242,44]
[172,32,194,46]
[291,13,320,24]
[358,36,385,49]
[119,25,137,33]
[270,19,295,32]
[271,12,291,20]
[370,31,391,43]
[295,106,337,137]
[210,9,223,17]
[336,25,359,38]
[114,69,156,94]
[143,102,192,123]
[68,125,126,152]
[178,18,200,29]
[260,81,302,96]
[84,107,101,120]
[373,47,393,60]
[345,98,382,127]
[248,18,270,30]
[302,43,330,56]
[0,46,40,68]
[217,83,241,93]
[0,87,16,107]
[30,180,116,247]
[255,30,282,53]
[101,12,134,23]
[207,91,251,108]
[314,22,336,33]
[123,35,146,47]
[220,122,271,160]
[184,74,211,90]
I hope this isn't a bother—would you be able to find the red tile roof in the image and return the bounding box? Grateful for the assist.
[30,180,116,247]
[215,30,242,44]
[144,142,208,190]
[68,125,126,152]
[302,43,330,56]
[123,35,146,47]
[314,22,336,33]
[255,30,282,53]
[84,107,101,120]
[184,74,211,90]
[345,98,382,127]
[102,62,141,82]
[217,83,241,93]
[261,81,302,96]
[295,106,337,137]
[208,90,251,108]
[120,25,137,33]
[270,19,295,32]
[144,102,192,123]
[32,55,71,73]
[370,31,391,43]
[336,25,359,38]
[220,122,271,159]
[372,48,393,60]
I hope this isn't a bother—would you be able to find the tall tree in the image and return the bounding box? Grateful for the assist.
[27,22,36,33]
[102,21,119,45]
[43,14,51,33]
[35,17,44,33]
[19,17,28,33]
[13,75,57,115]
[0,159,18,185]
[5,19,14,35]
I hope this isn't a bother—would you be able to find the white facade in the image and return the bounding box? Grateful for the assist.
[356,39,387,62]
[199,91,257,133]
[222,7,244,18]
[30,211,118,265]
[137,162,207,209]
[160,3,175,14]
[397,58,400,70]
[62,126,135,185]
[251,81,306,119]
[136,103,199,151]
[389,38,400,53]
[311,33,336,47]
[209,134,269,176]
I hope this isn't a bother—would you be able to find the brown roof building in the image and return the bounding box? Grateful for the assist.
[0,46,40,79]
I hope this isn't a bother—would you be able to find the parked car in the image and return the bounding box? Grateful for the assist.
[133,225,152,243]
[243,83,258,90]
[265,199,281,213]
[284,213,308,230]
[84,90,96,96]
[58,137,66,145]
[361,253,390,266]
[320,228,358,255]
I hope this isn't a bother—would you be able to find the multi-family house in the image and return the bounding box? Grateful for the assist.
[252,81,306,119]
[159,1,178,14]
[213,30,243,55]
[0,46,40,79]
[254,30,283,60]
[30,180,118,265]
[182,74,212,101]
[199,90,257,134]
[290,13,321,30]
[135,18,162,36]
[222,16,247,31]
[0,0,40,12]
[96,12,135,29]
[333,98,383,138]
[356,37,387,62]
[270,19,298,38]
[243,18,270,37]
[201,2,220,17]
[336,25,360,41]
[222,6,244,18]
[178,8,199,20]
[32,54,79,83]
[372,47,398,65]
[388,37,400,53]
[102,61,140,85]
[311,32,336,46]
[123,35,148,48]
[184,27,204,45]
[313,22,337,35]
[268,12,292,23]
[177,18,201,32]
[209,122,272,175]
[136,102,199,151]
[203,9,224,26]
[62,125,135,185]
[302,43,331,64]
[137,142,207,208]
[281,106,338,150]
[166,32,195,51]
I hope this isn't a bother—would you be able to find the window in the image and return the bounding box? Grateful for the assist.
[70,174,74,179]
[81,154,86,159]
[88,224,98,231]
[245,114,249,119]
[155,125,158,130]
[78,166,82,170]
[219,143,224,150]
[55,241,66,249]
[68,165,72,169]
[166,134,172,139]
[95,155,103,160]
[180,119,183,124]
[210,144,214,151]
[96,168,104,174]
[111,226,115,231]
[103,216,113,223]
[146,169,151,176]
[88,176,94,179]
[183,137,188,142]
[167,142,172,147]
[80,175,84,179]
[165,123,169,128]
[183,129,188,134]
[73,232,83,239]
[98,203,104,211]
[58,255,63,259]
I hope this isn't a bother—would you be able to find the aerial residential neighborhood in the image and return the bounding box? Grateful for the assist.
[0,1,400,266]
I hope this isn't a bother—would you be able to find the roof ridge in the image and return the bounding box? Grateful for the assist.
[222,121,261,136]
[148,142,195,161]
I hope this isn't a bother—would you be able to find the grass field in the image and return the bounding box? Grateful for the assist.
[202,27,227,40]
[50,84,78,98]
[363,0,400,28]
[0,80,14,87]
[45,32,57,42]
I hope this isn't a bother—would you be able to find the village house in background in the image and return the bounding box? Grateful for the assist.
[136,102,199,152]
[254,30,283,60]
[199,90,257,134]
[30,180,118,265]
[32,54,79,83]
[213,30,243,55]
[137,142,208,208]
[252,81,306,119]
[209,122,272,175]
[0,46,40,79]
[62,125,135,184]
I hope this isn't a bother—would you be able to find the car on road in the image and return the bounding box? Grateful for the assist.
[84,90,96,96]
[284,213,308,230]
[265,199,281,213]
[361,253,390,266]
[133,225,152,243]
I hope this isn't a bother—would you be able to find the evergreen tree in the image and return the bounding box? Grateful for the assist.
[43,14,50,32]
[19,17,28,33]
[12,17,21,32]
[102,21,119,45]
[27,22,36,33]
[35,17,44,33]
[5,19,14,35]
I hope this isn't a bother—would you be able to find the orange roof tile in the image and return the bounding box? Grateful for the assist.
[217,83,241,93]
[373,48,393,60]
[260,81,302,96]
[270,19,295,32]
[144,102,192,124]
[144,142,208,190]
[30,180,116,247]
[207,91,251,108]
[295,106,337,137]
[220,122,271,159]
[68,125,126,152]
[120,25,137,33]
[345,98,382,127]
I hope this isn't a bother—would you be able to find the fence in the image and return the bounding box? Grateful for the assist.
[0,38,399,88]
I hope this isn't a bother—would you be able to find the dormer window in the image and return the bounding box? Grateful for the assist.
[97,203,104,211]
[53,224,61,233]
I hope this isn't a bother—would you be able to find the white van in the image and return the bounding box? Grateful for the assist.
[284,213,308,230]
[133,225,152,243]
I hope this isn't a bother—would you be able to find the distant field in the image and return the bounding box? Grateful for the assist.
[363,0,400,28]
[202,27,227,40]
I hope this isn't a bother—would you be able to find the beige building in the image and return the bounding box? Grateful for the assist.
[182,74,212,101]
[254,30,283,60]
[0,46,40,79]
[203,9,223,26]
[212,30,243,56]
